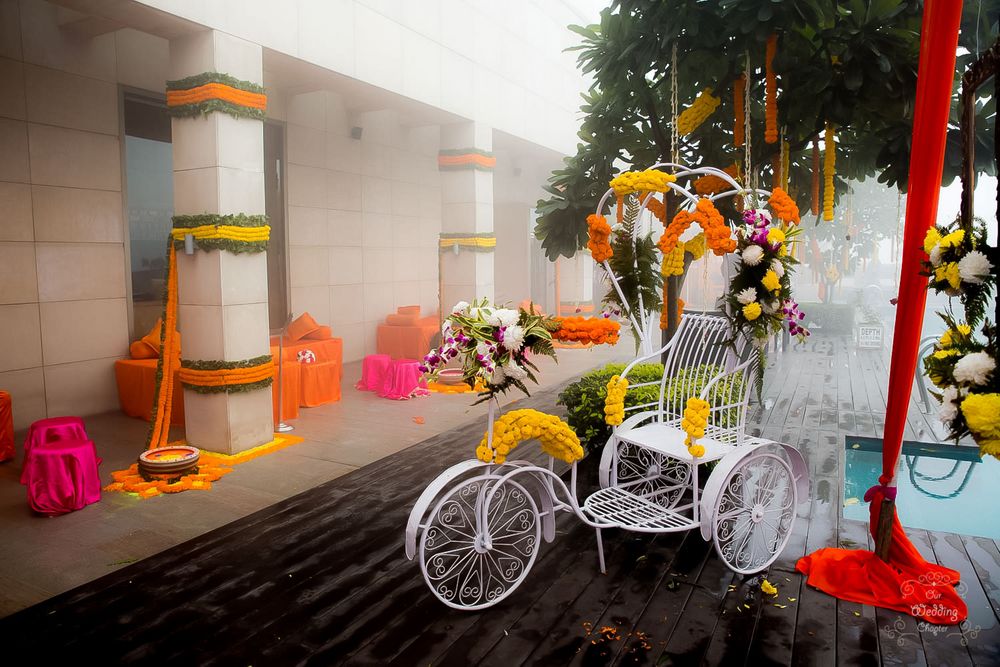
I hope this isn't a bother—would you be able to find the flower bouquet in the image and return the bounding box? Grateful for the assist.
[420,298,559,403]
[723,208,809,358]
[922,217,993,325]
[922,316,999,459]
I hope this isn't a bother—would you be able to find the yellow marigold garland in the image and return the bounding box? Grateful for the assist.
[587,213,613,263]
[765,35,778,144]
[681,397,710,457]
[677,88,721,136]
[685,233,707,260]
[476,409,584,465]
[662,242,685,277]
[823,123,836,221]
[604,375,628,426]
[811,140,820,216]
[609,169,677,197]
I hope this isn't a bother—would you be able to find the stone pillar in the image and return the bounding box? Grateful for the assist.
[439,122,494,311]
[169,31,273,454]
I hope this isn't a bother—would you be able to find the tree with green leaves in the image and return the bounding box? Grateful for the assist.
[535,0,997,261]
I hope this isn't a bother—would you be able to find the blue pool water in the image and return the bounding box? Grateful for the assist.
[843,437,1000,540]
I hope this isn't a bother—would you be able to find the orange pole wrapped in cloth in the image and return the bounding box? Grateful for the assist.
[796,0,967,625]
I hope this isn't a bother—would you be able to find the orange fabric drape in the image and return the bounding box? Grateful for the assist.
[796,0,967,625]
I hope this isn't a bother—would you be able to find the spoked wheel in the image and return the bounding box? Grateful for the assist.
[607,440,692,510]
[711,452,797,574]
[419,475,541,610]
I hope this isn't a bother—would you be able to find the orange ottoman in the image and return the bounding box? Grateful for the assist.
[300,361,342,407]
[0,390,13,462]
[114,359,185,425]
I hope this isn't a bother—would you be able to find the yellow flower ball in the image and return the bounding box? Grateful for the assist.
[961,393,1000,441]
[761,269,781,293]
[688,444,706,457]
[923,228,941,254]
[767,228,786,245]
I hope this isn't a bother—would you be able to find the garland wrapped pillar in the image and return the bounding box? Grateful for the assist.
[166,31,274,455]
[438,122,495,315]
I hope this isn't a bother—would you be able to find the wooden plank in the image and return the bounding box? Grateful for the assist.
[835,519,881,667]
[907,529,974,666]
[962,535,1000,619]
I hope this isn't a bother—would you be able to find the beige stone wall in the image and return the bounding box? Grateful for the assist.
[284,91,442,363]
[0,0,168,428]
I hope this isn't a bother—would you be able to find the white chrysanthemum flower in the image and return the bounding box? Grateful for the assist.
[958,250,992,285]
[770,259,785,278]
[503,362,528,380]
[953,351,995,385]
[742,245,765,266]
[502,324,525,351]
[451,300,469,314]
[486,308,520,327]
[736,287,758,305]
[929,246,943,267]
[761,300,779,315]
[939,386,960,423]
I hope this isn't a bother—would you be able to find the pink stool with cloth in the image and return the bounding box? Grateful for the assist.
[20,417,101,516]
[378,358,430,401]
[356,354,392,392]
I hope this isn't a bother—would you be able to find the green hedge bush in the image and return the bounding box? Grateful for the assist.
[559,362,745,455]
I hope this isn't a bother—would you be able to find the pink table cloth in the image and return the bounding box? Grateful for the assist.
[22,439,101,515]
[20,416,88,484]
[356,354,392,392]
[378,359,429,401]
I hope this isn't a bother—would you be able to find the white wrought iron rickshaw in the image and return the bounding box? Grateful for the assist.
[404,165,809,610]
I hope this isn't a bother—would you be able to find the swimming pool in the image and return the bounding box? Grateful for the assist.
[843,436,1000,540]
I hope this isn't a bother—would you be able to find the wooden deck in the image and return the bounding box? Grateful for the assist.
[0,337,998,665]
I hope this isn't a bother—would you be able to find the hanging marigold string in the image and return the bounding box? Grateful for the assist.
[676,88,721,135]
[733,73,746,147]
[693,164,740,196]
[823,122,836,221]
[659,198,735,256]
[146,242,179,451]
[811,139,820,216]
[586,214,613,263]
[768,187,801,225]
[765,34,778,144]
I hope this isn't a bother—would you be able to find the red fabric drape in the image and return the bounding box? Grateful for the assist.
[797,0,968,624]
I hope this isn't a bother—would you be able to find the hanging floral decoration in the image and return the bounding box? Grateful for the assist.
[604,375,628,426]
[659,198,735,257]
[765,34,778,144]
[677,88,721,135]
[681,397,710,457]
[723,208,808,388]
[552,317,621,345]
[587,214,614,262]
[171,214,270,254]
[609,169,677,198]
[177,355,275,394]
[921,216,997,459]
[166,72,267,121]
[419,299,557,403]
[146,242,179,451]
[823,123,836,221]
[768,187,801,226]
[922,218,993,321]
[733,74,746,147]
[475,409,583,465]
[694,164,740,196]
[811,139,820,216]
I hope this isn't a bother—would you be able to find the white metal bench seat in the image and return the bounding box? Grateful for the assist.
[582,486,698,532]
[616,422,753,464]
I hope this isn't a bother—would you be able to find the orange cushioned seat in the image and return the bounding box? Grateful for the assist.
[115,359,186,425]
[377,312,440,360]
[270,336,343,408]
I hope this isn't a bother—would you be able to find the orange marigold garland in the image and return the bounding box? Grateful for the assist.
[693,164,740,196]
[552,317,621,345]
[733,73,746,147]
[811,139,820,216]
[659,198,735,257]
[765,34,778,144]
[768,187,801,225]
[823,122,836,221]
[587,214,613,263]
[146,242,179,451]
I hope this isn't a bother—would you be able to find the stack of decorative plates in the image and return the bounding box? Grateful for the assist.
[138,445,200,477]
